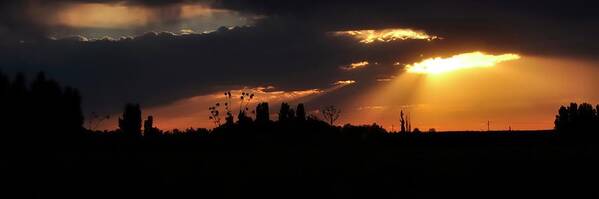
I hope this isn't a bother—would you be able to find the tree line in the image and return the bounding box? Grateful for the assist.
[554,102,599,138]
[2,71,598,137]
[1,71,83,139]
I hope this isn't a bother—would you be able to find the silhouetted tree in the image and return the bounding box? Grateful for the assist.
[407,112,412,133]
[0,71,8,98]
[554,102,599,137]
[0,72,10,131]
[1,72,83,136]
[255,102,270,123]
[596,104,599,124]
[31,73,61,131]
[279,102,291,122]
[11,73,27,97]
[287,108,296,121]
[10,73,28,131]
[321,105,340,126]
[296,103,306,121]
[555,106,569,132]
[399,110,413,133]
[400,111,406,133]
[119,103,142,137]
[62,87,84,132]
[144,115,160,136]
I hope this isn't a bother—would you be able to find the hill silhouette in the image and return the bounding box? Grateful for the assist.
[1,72,598,198]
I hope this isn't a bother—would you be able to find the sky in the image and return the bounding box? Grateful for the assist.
[1,0,599,131]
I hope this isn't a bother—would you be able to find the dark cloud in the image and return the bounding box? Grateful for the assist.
[2,22,432,115]
[0,0,221,41]
[2,0,599,118]
[213,0,599,58]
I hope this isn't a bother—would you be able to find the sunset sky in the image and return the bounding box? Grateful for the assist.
[1,0,598,131]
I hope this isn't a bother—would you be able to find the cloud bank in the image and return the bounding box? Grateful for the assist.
[2,0,599,130]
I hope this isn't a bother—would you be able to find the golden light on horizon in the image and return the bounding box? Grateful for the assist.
[406,52,521,74]
[335,28,438,43]
[342,55,599,131]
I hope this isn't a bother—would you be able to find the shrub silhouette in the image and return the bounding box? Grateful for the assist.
[210,91,254,126]
[208,104,222,127]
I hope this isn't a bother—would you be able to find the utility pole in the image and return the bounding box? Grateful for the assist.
[487,120,490,132]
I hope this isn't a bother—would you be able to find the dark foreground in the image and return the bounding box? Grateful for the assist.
[4,127,598,198]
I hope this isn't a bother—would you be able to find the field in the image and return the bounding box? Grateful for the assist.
[6,128,597,198]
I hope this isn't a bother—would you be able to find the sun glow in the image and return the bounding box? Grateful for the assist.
[335,28,438,43]
[406,52,521,74]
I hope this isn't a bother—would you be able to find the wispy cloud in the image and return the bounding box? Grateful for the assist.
[333,80,357,85]
[341,61,369,70]
[333,28,439,43]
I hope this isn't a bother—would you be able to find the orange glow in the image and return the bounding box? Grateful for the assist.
[343,55,599,131]
[52,3,230,29]
[96,86,324,130]
[181,4,227,19]
[406,52,521,74]
[55,3,152,28]
[92,55,599,131]
[334,28,438,43]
